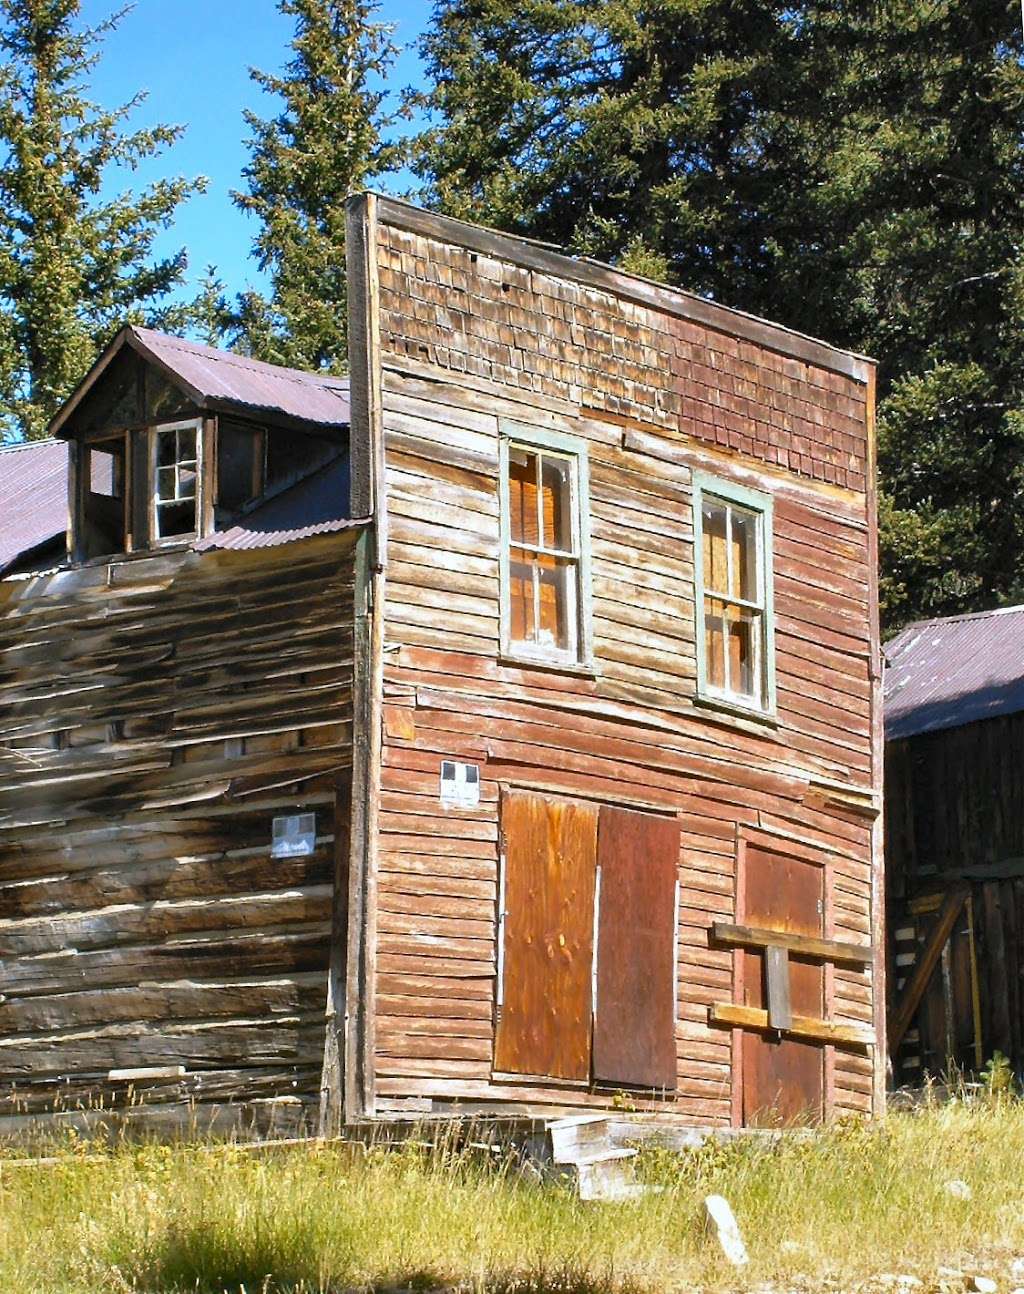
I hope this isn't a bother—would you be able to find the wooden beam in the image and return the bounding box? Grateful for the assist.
[764,945,792,1030]
[887,884,970,1053]
[865,360,887,1119]
[712,921,872,966]
[710,1003,873,1050]
[328,191,386,1130]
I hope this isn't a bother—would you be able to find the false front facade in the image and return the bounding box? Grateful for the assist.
[0,198,884,1134]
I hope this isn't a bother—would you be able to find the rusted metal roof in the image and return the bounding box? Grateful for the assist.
[131,328,351,427]
[0,439,68,573]
[885,606,1024,740]
[196,455,367,552]
[49,326,351,437]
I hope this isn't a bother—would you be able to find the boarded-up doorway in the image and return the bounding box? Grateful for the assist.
[495,790,679,1091]
[741,844,824,1126]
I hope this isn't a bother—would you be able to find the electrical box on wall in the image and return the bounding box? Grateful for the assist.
[271,813,316,858]
[440,761,480,809]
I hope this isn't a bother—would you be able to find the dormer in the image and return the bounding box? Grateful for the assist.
[50,327,351,564]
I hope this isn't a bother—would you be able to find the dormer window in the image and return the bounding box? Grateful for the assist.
[55,327,350,566]
[152,419,201,541]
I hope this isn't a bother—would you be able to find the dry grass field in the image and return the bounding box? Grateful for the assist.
[1,1099,1023,1293]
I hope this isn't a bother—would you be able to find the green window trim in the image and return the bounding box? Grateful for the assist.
[498,420,594,670]
[692,470,776,718]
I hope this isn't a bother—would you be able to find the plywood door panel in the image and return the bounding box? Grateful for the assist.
[742,845,824,1125]
[593,806,679,1090]
[495,790,598,1080]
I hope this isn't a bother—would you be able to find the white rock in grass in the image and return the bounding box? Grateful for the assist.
[1011,1259,1024,1280]
[945,1179,973,1200]
[967,1277,997,1294]
[703,1194,749,1267]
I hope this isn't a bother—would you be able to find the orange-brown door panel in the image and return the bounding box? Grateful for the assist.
[495,791,598,1081]
[593,805,678,1090]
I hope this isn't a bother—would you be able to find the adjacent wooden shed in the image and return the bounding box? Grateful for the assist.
[0,197,884,1136]
[885,608,1024,1084]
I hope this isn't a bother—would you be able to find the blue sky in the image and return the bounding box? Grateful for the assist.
[79,0,431,303]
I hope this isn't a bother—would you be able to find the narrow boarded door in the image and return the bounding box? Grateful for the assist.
[593,806,679,1090]
[742,845,824,1125]
[495,791,598,1080]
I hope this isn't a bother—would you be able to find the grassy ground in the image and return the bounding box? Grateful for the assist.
[2,1101,1024,1293]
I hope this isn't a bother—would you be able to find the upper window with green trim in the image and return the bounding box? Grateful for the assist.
[499,424,592,669]
[694,474,775,715]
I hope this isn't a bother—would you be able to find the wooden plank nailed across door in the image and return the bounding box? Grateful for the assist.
[593,806,679,1090]
[495,790,598,1081]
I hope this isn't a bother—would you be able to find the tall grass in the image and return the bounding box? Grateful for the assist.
[1,1102,1023,1293]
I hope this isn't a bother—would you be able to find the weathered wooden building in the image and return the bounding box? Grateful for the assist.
[885,608,1024,1084]
[0,196,884,1135]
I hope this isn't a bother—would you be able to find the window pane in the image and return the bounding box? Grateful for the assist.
[732,508,759,603]
[540,454,573,552]
[510,549,576,653]
[157,465,176,501]
[177,427,197,461]
[156,431,178,467]
[705,597,727,689]
[536,552,575,652]
[157,499,196,538]
[509,548,535,644]
[703,501,728,593]
[727,605,758,700]
[178,466,197,500]
[508,449,539,546]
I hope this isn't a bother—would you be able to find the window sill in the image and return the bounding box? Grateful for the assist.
[499,651,597,679]
[694,691,780,732]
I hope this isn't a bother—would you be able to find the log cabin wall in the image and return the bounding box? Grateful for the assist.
[0,529,359,1135]
[344,194,884,1127]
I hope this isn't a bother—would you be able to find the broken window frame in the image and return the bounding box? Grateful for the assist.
[75,430,129,559]
[498,422,593,670]
[149,417,203,544]
[693,472,776,717]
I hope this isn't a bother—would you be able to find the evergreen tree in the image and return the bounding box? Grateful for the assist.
[413,1,795,297]
[414,1,1024,630]
[0,0,205,441]
[232,0,403,372]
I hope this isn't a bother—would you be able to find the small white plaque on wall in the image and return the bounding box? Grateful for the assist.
[440,761,480,809]
[272,813,317,858]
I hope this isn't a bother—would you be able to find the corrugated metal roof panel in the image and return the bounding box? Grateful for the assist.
[0,439,68,572]
[131,328,350,427]
[195,455,366,552]
[884,605,1024,740]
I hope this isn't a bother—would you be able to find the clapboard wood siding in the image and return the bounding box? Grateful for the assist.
[0,531,358,1132]
[344,197,884,1125]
